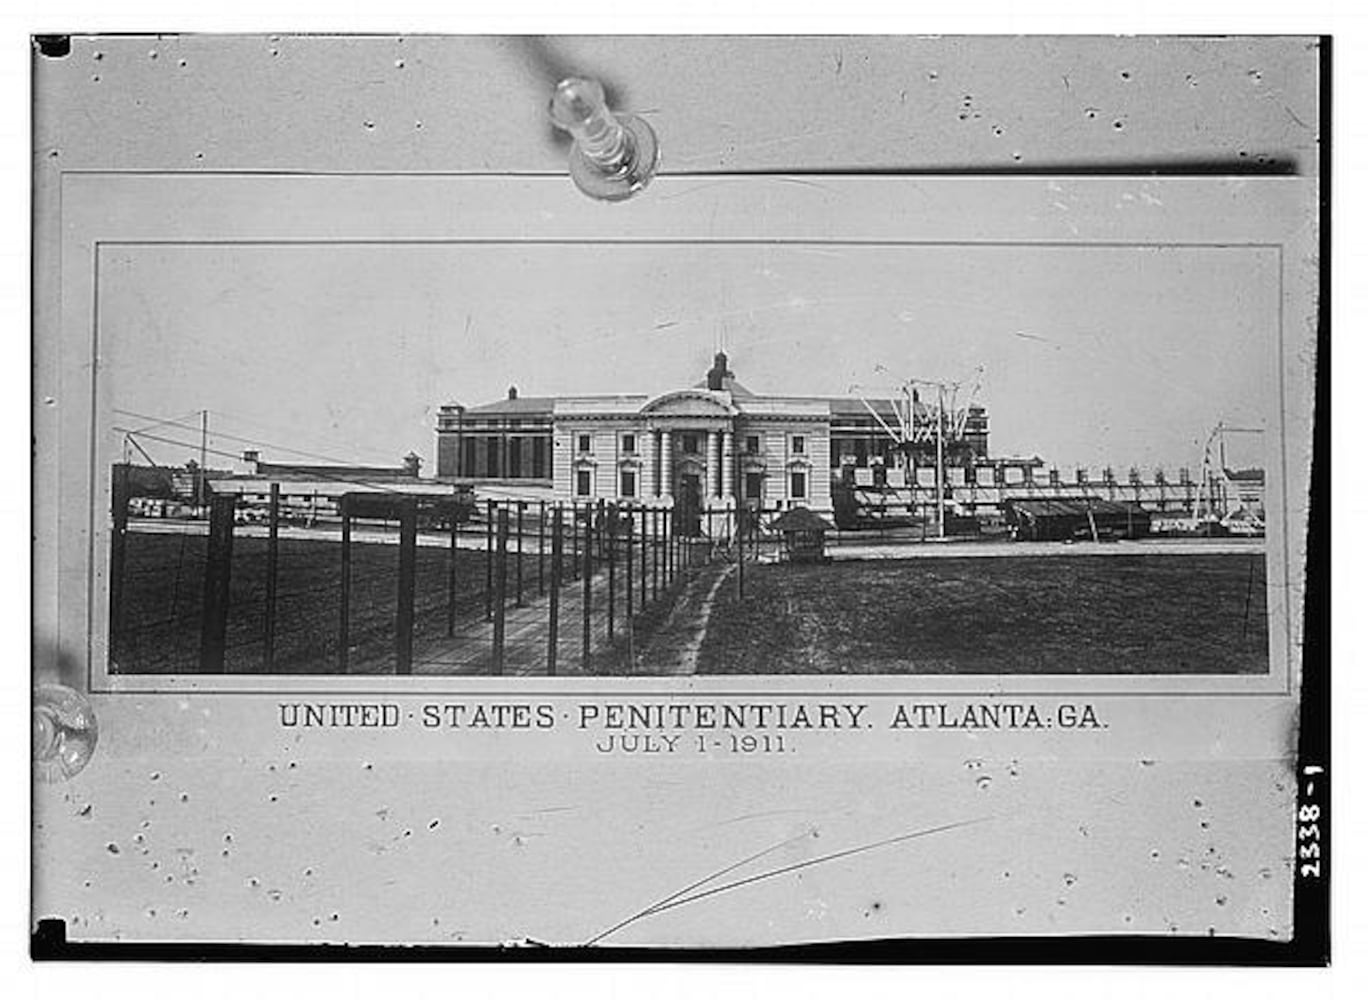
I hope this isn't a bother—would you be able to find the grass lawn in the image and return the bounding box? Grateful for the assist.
[113,532,544,674]
[695,553,1269,674]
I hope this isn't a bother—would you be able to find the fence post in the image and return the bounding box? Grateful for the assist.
[607,503,617,643]
[108,464,130,662]
[597,498,606,563]
[516,500,525,607]
[571,503,580,582]
[447,498,458,637]
[547,506,563,675]
[263,482,280,671]
[640,507,649,608]
[582,506,593,670]
[538,499,547,596]
[338,496,352,671]
[484,498,495,621]
[736,506,745,600]
[200,493,236,673]
[625,509,634,620]
[492,507,508,675]
[395,497,417,675]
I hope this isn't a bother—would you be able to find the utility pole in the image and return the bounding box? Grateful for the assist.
[198,409,208,506]
[852,370,974,542]
[935,383,945,540]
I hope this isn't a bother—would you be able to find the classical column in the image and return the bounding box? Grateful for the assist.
[721,430,734,502]
[644,427,657,498]
[660,429,673,498]
[707,430,720,498]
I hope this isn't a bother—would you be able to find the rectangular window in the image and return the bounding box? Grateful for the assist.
[576,469,592,496]
[745,472,763,500]
[486,437,499,477]
[792,435,806,454]
[620,469,636,498]
[745,434,760,455]
[682,433,700,454]
[790,471,807,500]
[622,433,636,454]
[532,437,547,479]
[508,437,523,478]
[578,433,591,453]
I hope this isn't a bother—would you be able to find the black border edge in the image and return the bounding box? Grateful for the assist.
[23,922,1333,964]
[1284,31,1332,968]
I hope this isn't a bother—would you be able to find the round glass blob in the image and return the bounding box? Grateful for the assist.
[33,684,99,782]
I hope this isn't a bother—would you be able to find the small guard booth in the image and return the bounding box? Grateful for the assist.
[769,506,835,564]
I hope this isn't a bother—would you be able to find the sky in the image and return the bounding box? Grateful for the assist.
[99,240,1279,475]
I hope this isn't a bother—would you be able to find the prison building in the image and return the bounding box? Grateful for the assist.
[434,353,1013,516]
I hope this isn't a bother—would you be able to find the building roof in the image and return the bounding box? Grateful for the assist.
[464,396,556,417]
[254,462,417,481]
[769,506,836,533]
[826,397,902,419]
[691,375,756,398]
[1004,498,1145,518]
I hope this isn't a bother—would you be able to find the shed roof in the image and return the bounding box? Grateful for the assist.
[1004,498,1144,518]
[769,506,836,533]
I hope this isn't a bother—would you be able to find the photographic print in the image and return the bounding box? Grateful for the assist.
[101,239,1276,680]
[31,34,1324,958]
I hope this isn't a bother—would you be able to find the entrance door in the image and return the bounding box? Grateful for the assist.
[677,472,702,537]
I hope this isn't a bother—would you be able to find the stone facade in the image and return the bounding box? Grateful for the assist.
[550,387,831,516]
[434,352,994,524]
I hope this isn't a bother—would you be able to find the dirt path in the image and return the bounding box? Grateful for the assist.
[633,561,735,676]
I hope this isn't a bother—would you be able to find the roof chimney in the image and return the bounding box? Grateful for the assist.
[507,385,518,400]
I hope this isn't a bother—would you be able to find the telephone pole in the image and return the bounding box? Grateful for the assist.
[198,409,208,506]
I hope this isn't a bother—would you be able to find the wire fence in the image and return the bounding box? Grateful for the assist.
[106,466,778,676]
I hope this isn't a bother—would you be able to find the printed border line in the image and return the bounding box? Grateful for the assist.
[83,235,1293,699]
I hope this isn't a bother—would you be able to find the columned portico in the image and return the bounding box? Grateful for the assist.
[534,360,831,523]
[707,430,720,497]
[644,430,656,498]
[721,430,734,502]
